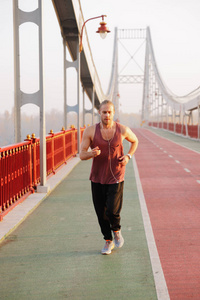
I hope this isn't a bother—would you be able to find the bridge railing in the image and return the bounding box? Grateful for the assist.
[148,122,198,139]
[0,127,85,221]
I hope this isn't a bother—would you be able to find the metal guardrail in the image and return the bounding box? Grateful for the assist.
[148,122,199,139]
[0,127,85,221]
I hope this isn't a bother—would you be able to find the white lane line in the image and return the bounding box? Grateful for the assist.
[196,180,200,184]
[132,157,170,300]
[184,168,191,173]
[168,155,173,158]
[163,151,167,153]
[175,160,180,164]
[147,129,200,155]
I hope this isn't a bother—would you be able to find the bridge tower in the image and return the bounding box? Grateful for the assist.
[117,28,146,122]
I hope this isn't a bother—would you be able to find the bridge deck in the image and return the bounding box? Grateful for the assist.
[134,128,200,299]
[0,128,200,299]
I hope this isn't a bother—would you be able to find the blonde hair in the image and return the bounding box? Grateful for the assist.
[99,100,115,111]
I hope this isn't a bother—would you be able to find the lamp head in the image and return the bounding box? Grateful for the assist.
[96,16,110,39]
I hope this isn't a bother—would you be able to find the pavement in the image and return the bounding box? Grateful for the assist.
[0,157,80,243]
[0,127,199,299]
[134,127,200,300]
[148,126,200,154]
[0,140,159,300]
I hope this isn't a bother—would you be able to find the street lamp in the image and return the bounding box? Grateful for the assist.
[79,15,110,53]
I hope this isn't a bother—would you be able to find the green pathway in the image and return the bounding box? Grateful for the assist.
[0,145,157,299]
[148,127,200,153]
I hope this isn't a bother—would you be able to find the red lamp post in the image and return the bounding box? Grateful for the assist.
[79,15,110,53]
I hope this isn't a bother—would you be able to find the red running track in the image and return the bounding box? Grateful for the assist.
[134,128,200,300]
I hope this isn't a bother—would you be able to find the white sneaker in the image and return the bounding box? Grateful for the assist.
[114,230,124,248]
[101,240,115,255]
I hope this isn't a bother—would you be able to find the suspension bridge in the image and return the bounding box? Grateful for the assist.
[1,0,200,299]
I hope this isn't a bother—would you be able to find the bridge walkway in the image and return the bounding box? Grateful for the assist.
[0,140,157,300]
[0,128,200,299]
[134,127,200,300]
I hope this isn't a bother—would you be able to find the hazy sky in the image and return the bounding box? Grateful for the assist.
[1,0,200,116]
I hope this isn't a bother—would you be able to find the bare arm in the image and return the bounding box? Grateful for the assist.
[79,126,101,160]
[119,125,138,166]
[124,126,138,156]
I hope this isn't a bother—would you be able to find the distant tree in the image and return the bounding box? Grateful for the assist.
[0,110,14,146]
[0,109,141,148]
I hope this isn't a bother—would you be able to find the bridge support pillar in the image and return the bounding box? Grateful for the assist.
[13,0,49,191]
[77,42,81,154]
[83,87,85,126]
[182,106,189,137]
[166,104,169,130]
[63,39,81,154]
[63,38,67,130]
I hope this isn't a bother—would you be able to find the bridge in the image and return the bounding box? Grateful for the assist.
[0,0,200,299]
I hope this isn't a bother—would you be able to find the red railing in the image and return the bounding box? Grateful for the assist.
[148,122,199,139]
[0,127,85,221]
